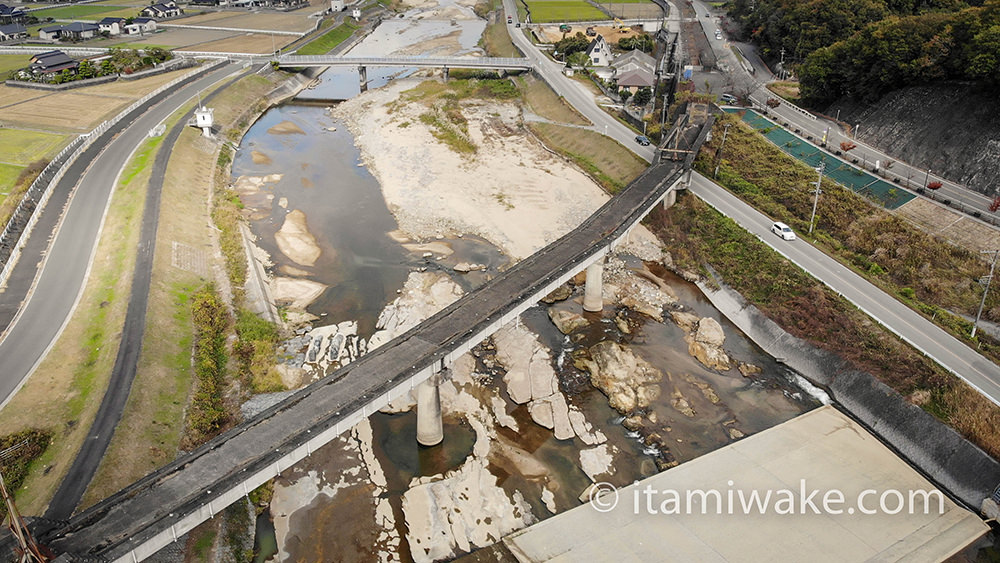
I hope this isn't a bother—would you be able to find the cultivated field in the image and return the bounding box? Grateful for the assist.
[0,67,193,132]
[30,4,125,19]
[174,11,316,33]
[121,28,236,47]
[186,32,298,53]
[0,55,31,78]
[523,0,607,22]
[0,129,70,165]
[603,1,662,18]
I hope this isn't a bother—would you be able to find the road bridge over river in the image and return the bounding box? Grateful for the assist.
[29,115,710,560]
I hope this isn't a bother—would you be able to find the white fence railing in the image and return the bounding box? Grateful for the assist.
[0,58,227,288]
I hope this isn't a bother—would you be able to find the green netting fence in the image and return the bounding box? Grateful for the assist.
[725,109,915,211]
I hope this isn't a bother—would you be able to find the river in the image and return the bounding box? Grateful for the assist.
[231,1,820,560]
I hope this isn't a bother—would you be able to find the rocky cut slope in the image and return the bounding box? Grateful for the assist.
[829,82,1000,197]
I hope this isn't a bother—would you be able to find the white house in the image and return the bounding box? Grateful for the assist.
[38,25,63,41]
[140,1,182,19]
[97,16,127,35]
[0,22,27,41]
[125,17,158,35]
[585,34,612,67]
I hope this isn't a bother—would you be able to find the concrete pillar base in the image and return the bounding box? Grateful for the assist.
[662,188,677,210]
[358,65,368,92]
[583,259,604,312]
[416,374,443,446]
[443,67,449,82]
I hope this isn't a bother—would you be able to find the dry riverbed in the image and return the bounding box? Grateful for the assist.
[234,78,816,561]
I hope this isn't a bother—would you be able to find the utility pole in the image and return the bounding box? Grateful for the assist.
[855,122,860,139]
[713,123,731,179]
[924,168,932,188]
[809,162,824,234]
[972,250,1000,339]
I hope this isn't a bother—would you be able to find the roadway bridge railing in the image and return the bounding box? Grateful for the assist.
[38,152,693,561]
[275,54,534,69]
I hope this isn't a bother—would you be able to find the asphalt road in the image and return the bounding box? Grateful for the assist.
[503,6,1000,406]
[43,68,250,522]
[689,172,1000,406]
[503,2,656,163]
[688,0,997,219]
[0,62,244,408]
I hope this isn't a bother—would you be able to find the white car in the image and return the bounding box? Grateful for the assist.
[771,221,796,240]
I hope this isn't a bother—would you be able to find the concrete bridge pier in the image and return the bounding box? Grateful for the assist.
[442,66,449,82]
[417,369,448,446]
[662,187,677,209]
[358,65,368,92]
[583,258,604,312]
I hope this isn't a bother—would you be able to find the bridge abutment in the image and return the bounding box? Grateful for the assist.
[583,258,604,312]
[358,65,368,92]
[416,369,447,446]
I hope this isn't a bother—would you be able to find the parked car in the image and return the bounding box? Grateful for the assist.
[771,221,796,240]
[507,16,512,23]
[635,135,651,146]
[720,93,737,104]
[715,31,722,40]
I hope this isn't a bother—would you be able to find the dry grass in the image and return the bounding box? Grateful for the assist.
[767,80,801,103]
[481,16,519,58]
[528,121,646,192]
[127,28,235,47]
[0,135,149,518]
[186,33,299,54]
[519,74,590,126]
[0,87,49,113]
[895,198,1000,259]
[175,11,315,33]
[81,73,282,506]
[0,68,193,132]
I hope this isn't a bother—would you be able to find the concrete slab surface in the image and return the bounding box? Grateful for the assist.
[503,406,989,563]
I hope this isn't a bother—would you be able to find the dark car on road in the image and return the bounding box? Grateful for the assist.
[635,135,651,146]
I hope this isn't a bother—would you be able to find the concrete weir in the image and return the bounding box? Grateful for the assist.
[503,406,990,562]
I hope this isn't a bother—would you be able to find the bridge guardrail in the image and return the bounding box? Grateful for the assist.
[276,55,533,68]
[0,58,227,288]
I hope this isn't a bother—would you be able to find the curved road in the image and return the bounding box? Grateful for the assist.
[0,62,244,407]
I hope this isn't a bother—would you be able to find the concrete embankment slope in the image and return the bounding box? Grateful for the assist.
[698,279,1000,510]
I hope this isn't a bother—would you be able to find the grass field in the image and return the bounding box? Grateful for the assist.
[0,129,70,166]
[0,55,31,78]
[481,16,519,57]
[0,163,21,202]
[520,75,589,125]
[528,122,646,192]
[523,0,607,22]
[296,21,359,55]
[31,4,123,19]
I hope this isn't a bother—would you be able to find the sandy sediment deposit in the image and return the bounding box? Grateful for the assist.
[274,209,322,267]
[267,120,306,135]
[251,149,271,164]
[271,276,326,310]
[333,80,615,260]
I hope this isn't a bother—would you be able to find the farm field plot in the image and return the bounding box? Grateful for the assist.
[523,0,607,22]
[30,4,123,19]
[174,11,314,32]
[0,55,31,78]
[0,67,192,131]
[0,129,71,165]
[123,28,237,47]
[603,2,662,18]
[91,0,157,6]
[0,86,49,111]
[536,23,643,41]
[0,162,22,201]
[187,32,298,53]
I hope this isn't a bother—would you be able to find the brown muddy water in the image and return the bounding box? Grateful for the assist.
[235,105,820,562]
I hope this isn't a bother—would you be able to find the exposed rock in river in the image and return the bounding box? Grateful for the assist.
[548,308,589,335]
[687,317,731,371]
[274,209,322,267]
[580,341,663,414]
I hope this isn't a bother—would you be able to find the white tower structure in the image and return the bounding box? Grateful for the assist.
[194,106,214,137]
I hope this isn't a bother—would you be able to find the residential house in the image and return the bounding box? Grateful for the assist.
[60,21,99,40]
[38,24,62,41]
[128,17,157,33]
[140,1,182,18]
[97,16,127,35]
[29,50,78,75]
[585,35,612,67]
[0,3,26,25]
[610,49,656,93]
[0,22,27,41]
